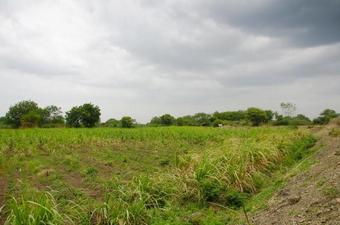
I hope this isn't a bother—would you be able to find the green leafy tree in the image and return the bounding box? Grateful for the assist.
[120,116,135,128]
[159,114,176,126]
[246,107,267,126]
[5,100,40,128]
[66,103,101,128]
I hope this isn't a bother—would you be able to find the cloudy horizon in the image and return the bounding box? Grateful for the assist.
[1,0,340,123]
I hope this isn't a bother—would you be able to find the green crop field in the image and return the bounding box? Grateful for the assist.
[0,126,316,225]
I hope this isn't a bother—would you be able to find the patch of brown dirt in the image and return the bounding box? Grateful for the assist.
[253,121,340,225]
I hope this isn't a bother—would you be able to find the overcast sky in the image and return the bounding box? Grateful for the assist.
[1,0,340,122]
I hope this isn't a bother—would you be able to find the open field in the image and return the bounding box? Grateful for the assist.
[0,126,316,224]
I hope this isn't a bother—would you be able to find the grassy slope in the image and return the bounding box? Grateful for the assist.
[0,126,315,225]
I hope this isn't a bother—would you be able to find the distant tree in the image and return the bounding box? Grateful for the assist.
[41,105,64,125]
[5,100,40,128]
[80,103,101,127]
[320,109,337,119]
[120,116,135,128]
[102,118,120,127]
[66,103,100,128]
[280,102,296,117]
[149,116,161,126]
[213,111,246,121]
[159,114,176,126]
[274,113,312,126]
[193,113,212,126]
[313,109,338,125]
[246,107,267,126]
[291,114,311,125]
[176,115,196,126]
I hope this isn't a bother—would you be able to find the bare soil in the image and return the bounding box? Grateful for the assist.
[253,121,340,225]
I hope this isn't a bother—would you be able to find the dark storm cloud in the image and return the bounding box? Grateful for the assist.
[199,0,340,46]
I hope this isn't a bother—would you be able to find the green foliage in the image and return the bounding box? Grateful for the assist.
[149,114,176,126]
[66,103,101,128]
[5,100,40,128]
[275,114,311,126]
[0,116,10,128]
[213,111,246,121]
[159,114,176,126]
[4,101,65,128]
[246,107,267,126]
[149,116,161,126]
[176,115,196,126]
[121,116,135,128]
[102,118,120,127]
[20,111,42,128]
[192,113,212,126]
[313,109,338,124]
[65,106,82,127]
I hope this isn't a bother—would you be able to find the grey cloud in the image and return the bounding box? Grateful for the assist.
[199,0,340,47]
[0,0,340,122]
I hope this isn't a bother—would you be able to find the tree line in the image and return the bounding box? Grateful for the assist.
[0,100,338,128]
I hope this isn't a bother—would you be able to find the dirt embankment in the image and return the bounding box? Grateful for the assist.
[253,120,340,225]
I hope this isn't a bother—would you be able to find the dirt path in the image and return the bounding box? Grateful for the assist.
[253,121,340,224]
[0,170,7,225]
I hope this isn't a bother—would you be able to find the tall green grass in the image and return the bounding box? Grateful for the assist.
[0,127,316,224]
